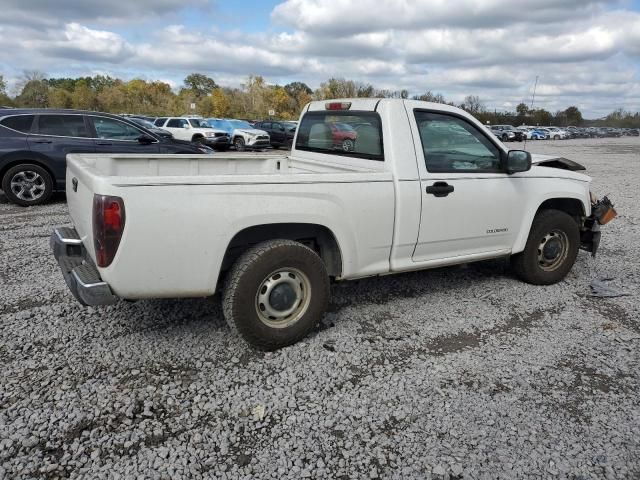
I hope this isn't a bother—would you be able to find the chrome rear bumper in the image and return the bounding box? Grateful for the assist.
[50,227,117,306]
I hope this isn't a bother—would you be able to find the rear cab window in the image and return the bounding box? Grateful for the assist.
[0,115,35,133]
[295,111,384,161]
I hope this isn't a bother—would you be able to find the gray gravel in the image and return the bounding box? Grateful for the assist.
[1,137,639,479]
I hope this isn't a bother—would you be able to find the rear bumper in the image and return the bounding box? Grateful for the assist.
[50,227,117,306]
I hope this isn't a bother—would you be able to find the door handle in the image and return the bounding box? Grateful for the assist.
[426,182,454,197]
[33,139,52,144]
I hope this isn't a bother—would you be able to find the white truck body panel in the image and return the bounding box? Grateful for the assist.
[64,99,592,300]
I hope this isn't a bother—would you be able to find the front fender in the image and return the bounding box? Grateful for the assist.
[512,181,590,254]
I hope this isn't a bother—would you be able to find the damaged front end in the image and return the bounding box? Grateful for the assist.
[580,195,617,257]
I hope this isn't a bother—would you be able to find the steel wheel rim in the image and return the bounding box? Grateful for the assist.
[10,171,46,201]
[537,230,569,272]
[255,268,311,329]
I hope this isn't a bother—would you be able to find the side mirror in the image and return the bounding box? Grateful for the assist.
[183,124,190,129]
[137,134,155,145]
[506,150,532,174]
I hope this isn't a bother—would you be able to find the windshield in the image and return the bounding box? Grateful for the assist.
[188,119,211,128]
[130,118,156,129]
[283,122,297,131]
[207,119,233,132]
[229,120,253,129]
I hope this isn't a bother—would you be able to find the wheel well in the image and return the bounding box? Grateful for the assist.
[191,134,204,141]
[536,198,585,224]
[0,159,56,188]
[221,223,343,278]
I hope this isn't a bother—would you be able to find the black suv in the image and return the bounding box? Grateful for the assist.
[0,109,211,206]
[253,121,297,149]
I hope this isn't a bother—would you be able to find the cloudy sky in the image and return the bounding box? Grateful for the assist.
[1,0,639,117]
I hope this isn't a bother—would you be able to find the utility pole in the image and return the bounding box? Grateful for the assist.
[530,76,539,111]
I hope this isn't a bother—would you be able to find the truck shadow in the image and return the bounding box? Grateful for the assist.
[326,258,511,315]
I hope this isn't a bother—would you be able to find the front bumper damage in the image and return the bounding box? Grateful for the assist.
[50,227,117,306]
[580,196,617,257]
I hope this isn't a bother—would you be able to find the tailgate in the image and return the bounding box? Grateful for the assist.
[66,156,98,262]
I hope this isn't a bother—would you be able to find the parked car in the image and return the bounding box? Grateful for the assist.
[51,98,614,350]
[489,125,524,142]
[207,118,270,151]
[155,117,231,150]
[328,123,358,151]
[0,108,212,206]
[253,120,296,149]
[543,127,568,140]
[126,117,174,139]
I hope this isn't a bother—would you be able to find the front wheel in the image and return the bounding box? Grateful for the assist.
[511,210,580,285]
[222,239,330,350]
[234,137,246,152]
[2,163,54,206]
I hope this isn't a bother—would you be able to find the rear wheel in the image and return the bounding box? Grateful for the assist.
[502,133,509,142]
[341,138,354,152]
[223,239,330,350]
[512,210,580,285]
[1,163,54,206]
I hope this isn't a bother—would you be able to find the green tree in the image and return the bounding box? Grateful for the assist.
[516,103,529,117]
[16,72,49,108]
[564,106,583,126]
[48,88,72,108]
[0,75,6,95]
[71,80,97,110]
[183,73,218,98]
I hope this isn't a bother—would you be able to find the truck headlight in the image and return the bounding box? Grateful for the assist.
[205,132,215,137]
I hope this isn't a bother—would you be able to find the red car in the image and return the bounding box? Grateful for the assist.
[329,123,358,151]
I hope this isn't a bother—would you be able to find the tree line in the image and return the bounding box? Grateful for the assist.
[1,71,638,127]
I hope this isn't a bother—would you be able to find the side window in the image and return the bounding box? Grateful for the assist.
[414,111,501,173]
[273,122,284,131]
[295,111,384,161]
[261,122,271,130]
[37,115,88,137]
[91,117,144,141]
[154,117,167,127]
[166,118,182,128]
[0,115,35,133]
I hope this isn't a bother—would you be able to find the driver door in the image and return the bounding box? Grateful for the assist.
[408,108,522,263]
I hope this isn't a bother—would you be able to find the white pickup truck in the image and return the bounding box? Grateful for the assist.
[51,99,615,350]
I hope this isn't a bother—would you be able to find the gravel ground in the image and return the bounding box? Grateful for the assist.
[1,137,639,479]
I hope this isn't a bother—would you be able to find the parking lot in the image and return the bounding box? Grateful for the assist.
[0,137,638,479]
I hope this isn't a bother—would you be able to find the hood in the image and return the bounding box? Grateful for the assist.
[235,128,268,136]
[530,154,590,182]
[531,154,586,171]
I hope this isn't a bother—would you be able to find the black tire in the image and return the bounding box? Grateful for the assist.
[222,239,330,350]
[502,134,509,142]
[1,163,54,207]
[234,137,246,152]
[512,210,580,285]
[341,138,354,152]
[192,135,205,144]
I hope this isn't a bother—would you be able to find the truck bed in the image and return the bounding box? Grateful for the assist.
[67,152,388,187]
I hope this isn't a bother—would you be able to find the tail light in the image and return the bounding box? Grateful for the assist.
[93,194,125,268]
[325,102,352,110]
